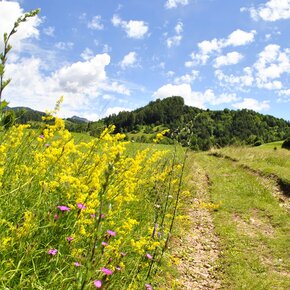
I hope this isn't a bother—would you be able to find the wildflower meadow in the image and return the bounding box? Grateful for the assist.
[0,8,187,289]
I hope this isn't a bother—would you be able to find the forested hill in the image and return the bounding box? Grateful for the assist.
[103,96,290,150]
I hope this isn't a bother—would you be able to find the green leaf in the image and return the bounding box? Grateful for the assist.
[6,44,12,54]
[0,64,4,76]
[1,79,11,90]
[3,32,7,43]
[0,100,9,110]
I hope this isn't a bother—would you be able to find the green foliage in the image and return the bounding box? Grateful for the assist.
[2,110,15,130]
[282,137,290,150]
[102,97,290,151]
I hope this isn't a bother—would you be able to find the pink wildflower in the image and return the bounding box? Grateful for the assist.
[77,203,86,210]
[66,236,73,242]
[90,214,96,218]
[100,213,105,219]
[107,230,116,237]
[74,262,81,267]
[101,242,108,247]
[48,249,58,255]
[54,214,59,220]
[101,267,113,275]
[45,143,50,147]
[57,205,70,211]
[94,280,102,288]
[39,134,44,139]
[146,253,153,260]
[116,266,121,271]
[145,284,153,290]
[120,252,126,257]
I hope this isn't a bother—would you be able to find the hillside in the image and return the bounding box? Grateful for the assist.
[5,96,290,150]
[103,96,290,150]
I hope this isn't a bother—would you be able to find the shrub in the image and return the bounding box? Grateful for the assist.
[282,137,290,150]
[254,140,263,146]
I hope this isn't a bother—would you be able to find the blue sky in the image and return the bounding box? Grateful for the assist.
[0,0,290,120]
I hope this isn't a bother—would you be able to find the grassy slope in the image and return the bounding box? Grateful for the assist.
[212,142,290,185]
[190,152,290,289]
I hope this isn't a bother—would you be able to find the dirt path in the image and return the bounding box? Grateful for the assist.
[170,152,290,289]
[171,163,221,289]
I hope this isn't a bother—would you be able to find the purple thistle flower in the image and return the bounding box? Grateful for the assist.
[146,253,153,260]
[94,280,102,288]
[54,214,59,220]
[101,267,113,275]
[74,262,81,267]
[145,284,153,290]
[66,236,73,242]
[77,203,86,210]
[57,205,70,211]
[39,134,44,139]
[48,249,58,255]
[101,242,108,247]
[45,143,50,147]
[90,214,96,218]
[107,230,116,237]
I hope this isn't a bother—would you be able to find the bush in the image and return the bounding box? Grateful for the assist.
[282,137,290,150]
[254,140,263,146]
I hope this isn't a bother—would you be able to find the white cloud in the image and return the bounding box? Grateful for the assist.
[165,0,189,9]
[100,81,131,96]
[174,70,199,84]
[0,1,41,52]
[4,53,130,118]
[88,15,104,30]
[166,21,183,48]
[81,48,94,60]
[120,51,138,69]
[105,106,131,116]
[186,29,256,66]
[277,89,290,102]
[43,26,55,37]
[254,44,290,89]
[225,29,256,47]
[175,21,183,34]
[111,14,149,39]
[278,89,290,96]
[166,71,175,78]
[55,42,74,50]
[102,44,112,53]
[167,35,182,48]
[215,44,290,91]
[232,98,270,111]
[102,94,116,100]
[213,52,244,68]
[197,30,256,54]
[243,0,290,22]
[153,84,238,108]
[215,67,254,88]
[53,54,110,93]
[198,38,222,55]
[185,52,210,67]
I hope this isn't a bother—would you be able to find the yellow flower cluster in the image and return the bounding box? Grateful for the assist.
[0,112,184,289]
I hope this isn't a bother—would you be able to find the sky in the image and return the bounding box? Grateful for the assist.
[0,0,290,121]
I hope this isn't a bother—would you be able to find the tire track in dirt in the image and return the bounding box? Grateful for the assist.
[208,152,290,211]
[171,162,221,289]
